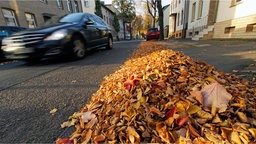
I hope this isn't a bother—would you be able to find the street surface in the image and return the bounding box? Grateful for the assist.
[0,40,140,143]
[158,39,256,73]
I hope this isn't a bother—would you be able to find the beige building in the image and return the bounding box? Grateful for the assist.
[81,0,95,13]
[0,0,82,28]
[213,0,256,39]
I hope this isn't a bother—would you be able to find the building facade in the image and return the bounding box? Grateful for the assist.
[0,0,82,28]
[81,0,94,13]
[163,4,170,38]
[213,0,256,39]
[169,0,189,38]
[186,0,218,40]
[105,4,125,40]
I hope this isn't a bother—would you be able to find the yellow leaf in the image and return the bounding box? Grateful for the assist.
[50,108,58,115]
[187,105,201,115]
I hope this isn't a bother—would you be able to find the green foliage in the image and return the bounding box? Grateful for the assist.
[113,13,120,33]
[95,0,103,18]
[113,0,136,23]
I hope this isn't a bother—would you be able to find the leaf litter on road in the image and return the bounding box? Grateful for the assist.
[58,41,256,143]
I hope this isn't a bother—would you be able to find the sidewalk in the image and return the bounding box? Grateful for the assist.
[157,39,256,81]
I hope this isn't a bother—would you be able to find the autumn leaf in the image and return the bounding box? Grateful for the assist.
[201,82,232,113]
[81,111,96,123]
[56,138,73,144]
[166,106,177,119]
[50,108,58,115]
[124,74,140,90]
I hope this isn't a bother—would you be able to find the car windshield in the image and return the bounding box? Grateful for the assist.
[59,13,84,23]
[38,13,84,28]
[148,28,158,32]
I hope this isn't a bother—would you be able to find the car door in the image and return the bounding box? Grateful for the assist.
[92,15,108,46]
[86,14,102,48]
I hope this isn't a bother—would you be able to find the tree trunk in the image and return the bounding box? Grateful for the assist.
[157,0,164,40]
[123,21,126,40]
[130,22,132,40]
[153,10,156,28]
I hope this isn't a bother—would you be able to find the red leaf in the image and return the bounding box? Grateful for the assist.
[124,80,134,90]
[166,106,177,119]
[124,74,140,90]
[56,138,74,144]
[177,117,189,127]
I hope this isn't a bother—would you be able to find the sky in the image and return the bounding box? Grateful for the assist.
[104,0,170,15]
[104,0,170,6]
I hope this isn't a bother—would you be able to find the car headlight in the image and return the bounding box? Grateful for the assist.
[1,37,11,45]
[44,29,68,41]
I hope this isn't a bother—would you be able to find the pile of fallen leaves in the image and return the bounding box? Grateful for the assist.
[58,42,256,143]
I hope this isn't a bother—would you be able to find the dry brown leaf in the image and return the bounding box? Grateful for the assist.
[201,82,232,113]
[59,42,256,143]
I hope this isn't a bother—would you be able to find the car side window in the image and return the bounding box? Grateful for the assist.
[94,15,107,26]
[87,14,97,25]
[82,15,90,23]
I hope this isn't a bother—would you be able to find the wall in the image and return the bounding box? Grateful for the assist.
[213,0,256,39]
[81,0,95,13]
[216,0,256,23]
[163,5,170,38]
[169,0,186,38]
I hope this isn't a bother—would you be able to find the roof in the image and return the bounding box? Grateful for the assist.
[162,4,170,11]
[101,3,115,15]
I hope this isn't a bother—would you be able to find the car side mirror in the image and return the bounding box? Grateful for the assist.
[86,21,94,25]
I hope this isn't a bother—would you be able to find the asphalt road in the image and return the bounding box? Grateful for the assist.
[158,39,256,73]
[0,40,140,143]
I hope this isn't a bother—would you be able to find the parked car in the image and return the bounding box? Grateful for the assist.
[146,28,160,41]
[0,26,27,60]
[2,12,113,62]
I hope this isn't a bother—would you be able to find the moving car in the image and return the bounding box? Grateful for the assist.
[2,13,113,62]
[0,26,26,60]
[146,28,160,41]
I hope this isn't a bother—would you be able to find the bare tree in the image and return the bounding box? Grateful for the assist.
[146,0,157,28]
[156,0,164,40]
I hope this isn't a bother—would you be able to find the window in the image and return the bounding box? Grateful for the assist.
[84,0,89,7]
[56,0,63,9]
[191,2,196,22]
[177,13,179,26]
[224,26,235,34]
[2,8,18,26]
[66,0,72,13]
[40,0,47,4]
[198,0,203,19]
[25,13,37,28]
[181,10,183,25]
[74,1,79,12]
[246,23,256,32]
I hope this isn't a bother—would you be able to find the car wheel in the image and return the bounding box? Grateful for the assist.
[106,36,113,50]
[71,36,86,59]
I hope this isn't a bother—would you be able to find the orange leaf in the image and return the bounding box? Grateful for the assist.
[56,138,73,144]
